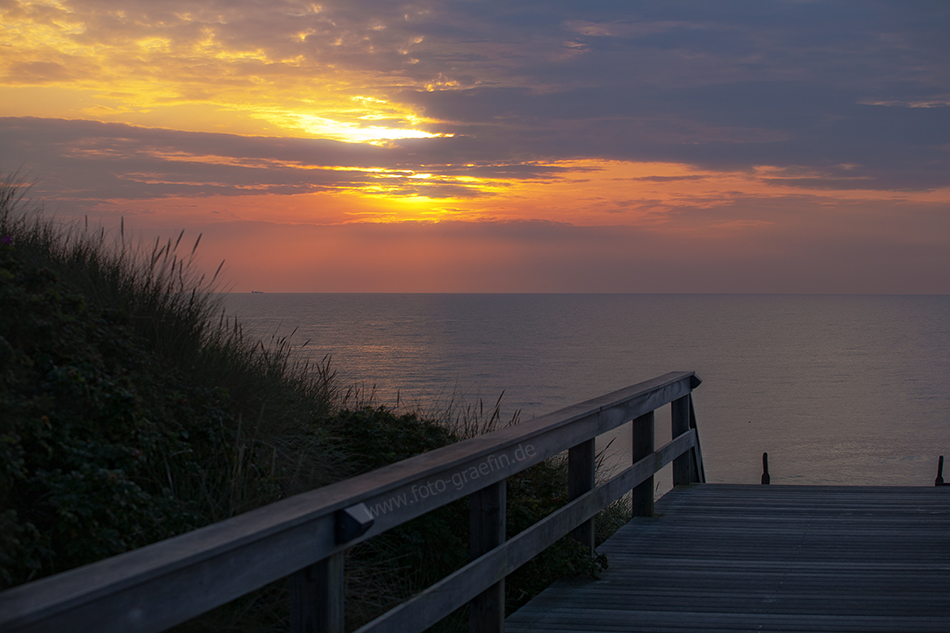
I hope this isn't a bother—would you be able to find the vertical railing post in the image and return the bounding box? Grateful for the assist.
[568,438,596,553]
[631,411,655,517]
[290,552,345,633]
[687,395,706,483]
[671,395,695,486]
[470,480,506,633]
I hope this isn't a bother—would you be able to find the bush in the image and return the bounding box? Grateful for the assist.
[0,178,338,588]
[329,406,616,630]
[0,176,627,632]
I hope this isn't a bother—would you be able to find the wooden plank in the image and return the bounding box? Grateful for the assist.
[687,395,705,483]
[0,371,700,633]
[290,553,344,633]
[568,439,596,552]
[670,396,692,485]
[506,485,950,633]
[352,431,698,633]
[469,481,506,633]
[630,412,654,517]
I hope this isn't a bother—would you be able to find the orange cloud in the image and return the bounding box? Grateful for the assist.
[170,211,950,294]
[0,0,451,141]
[3,1,948,293]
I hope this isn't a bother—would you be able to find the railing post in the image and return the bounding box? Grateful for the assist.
[671,395,695,486]
[568,438,596,552]
[631,411,655,517]
[470,480,506,633]
[688,395,706,483]
[290,552,345,633]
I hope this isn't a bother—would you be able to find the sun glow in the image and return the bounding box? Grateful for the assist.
[253,109,448,143]
[0,1,445,142]
[325,159,950,228]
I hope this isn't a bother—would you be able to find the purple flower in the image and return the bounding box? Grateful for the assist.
[0,235,12,246]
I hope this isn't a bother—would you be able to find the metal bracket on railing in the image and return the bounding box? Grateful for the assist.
[336,503,375,543]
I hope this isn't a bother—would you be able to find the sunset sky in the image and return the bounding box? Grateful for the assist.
[1,1,948,292]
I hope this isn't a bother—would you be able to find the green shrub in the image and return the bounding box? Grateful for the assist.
[0,232,258,585]
[0,178,338,589]
[0,176,628,632]
[328,406,616,630]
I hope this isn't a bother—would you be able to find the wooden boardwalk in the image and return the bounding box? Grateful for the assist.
[10,371,945,633]
[506,484,950,632]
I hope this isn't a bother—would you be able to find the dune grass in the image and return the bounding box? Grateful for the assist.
[0,175,630,632]
[0,175,342,588]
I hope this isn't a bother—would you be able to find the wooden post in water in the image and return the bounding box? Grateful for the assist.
[761,452,771,485]
[568,438,596,552]
[470,480,506,633]
[671,396,695,485]
[632,411,655,517]
[290,552,345,633]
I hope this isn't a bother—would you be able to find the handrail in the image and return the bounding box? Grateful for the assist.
[0,371,704,633]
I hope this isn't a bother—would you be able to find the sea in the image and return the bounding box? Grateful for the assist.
[220,294,950,491]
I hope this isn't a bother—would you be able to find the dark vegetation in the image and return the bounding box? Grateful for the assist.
[0,176,628,631]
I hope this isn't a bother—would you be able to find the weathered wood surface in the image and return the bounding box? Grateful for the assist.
[630,412,655,518]
[469,480,507,633]
[507,484,950,632]
[351,429,701,633]
[290,552,344,633]
[568,438,596,552]
[0,371,701,633]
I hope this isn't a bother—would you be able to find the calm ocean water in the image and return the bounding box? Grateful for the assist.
[220,294,950,490]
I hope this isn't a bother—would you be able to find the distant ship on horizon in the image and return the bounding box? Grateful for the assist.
[251,290,264,294]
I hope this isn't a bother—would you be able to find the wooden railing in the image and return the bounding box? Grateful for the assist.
[0,371,704,633]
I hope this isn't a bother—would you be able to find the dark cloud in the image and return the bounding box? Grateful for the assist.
[382,1,948,190]
[3,1,949,199]
[398,77,949,190]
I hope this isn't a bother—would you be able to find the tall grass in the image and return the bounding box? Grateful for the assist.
[0,175,343,582]
[1,174,336,433]
[0,175,630,632]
